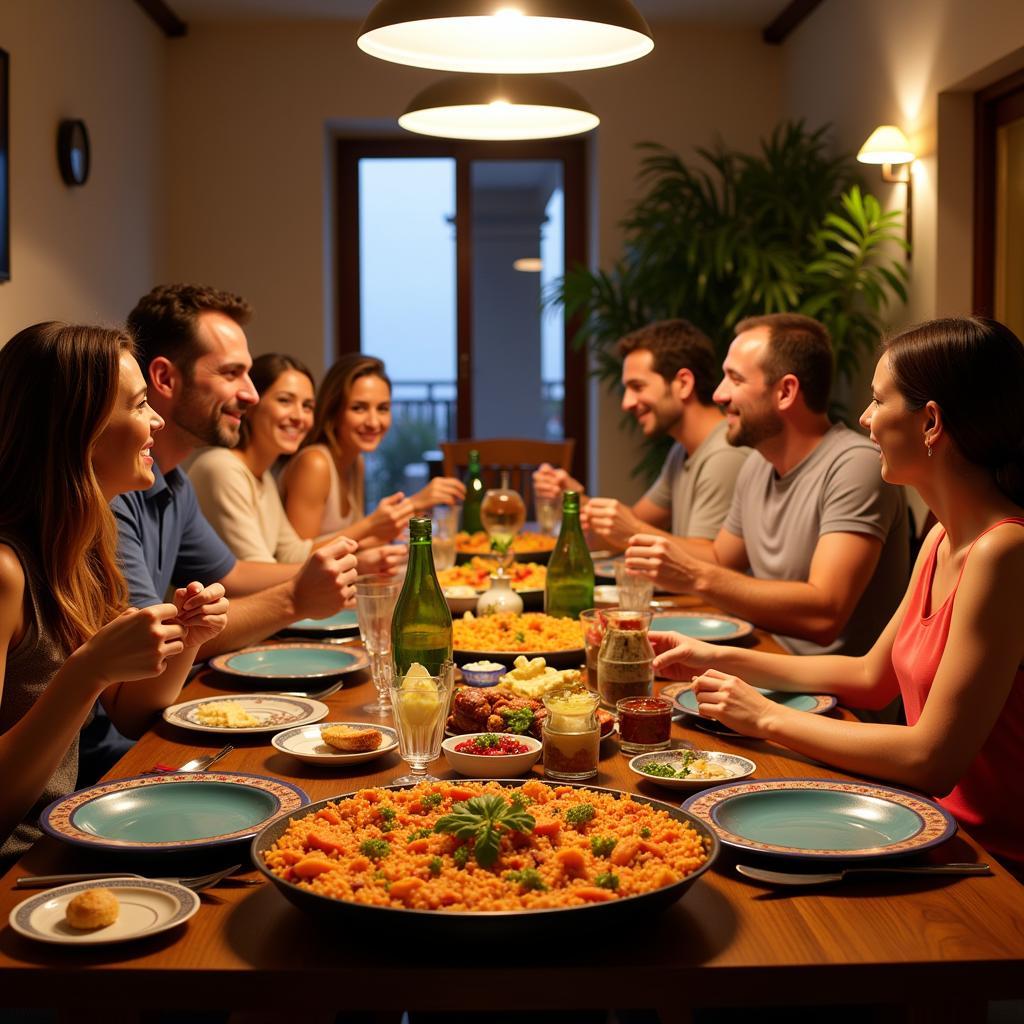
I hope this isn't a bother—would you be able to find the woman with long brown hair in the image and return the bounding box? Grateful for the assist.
[652,316,1024,876]
[281,352,464,543]
[0,323,228,865]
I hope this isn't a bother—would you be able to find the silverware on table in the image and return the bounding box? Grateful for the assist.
[274,678,347,700]
[14,863,261,891]
[177,743,234,772]
[736,862,992,886]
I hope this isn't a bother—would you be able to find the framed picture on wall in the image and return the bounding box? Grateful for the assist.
[0,48,8,283]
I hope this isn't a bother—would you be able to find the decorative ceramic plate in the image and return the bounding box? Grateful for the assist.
[9,878,200,946]
[628,750,756,791]
[663,681,836,734]
[271,722,399,766]
[282,609,360,637]
[209,642,369,681]
[652,611,754,643]
[40,772,309,852]
[682,777,957,860]
[163,694,330,734]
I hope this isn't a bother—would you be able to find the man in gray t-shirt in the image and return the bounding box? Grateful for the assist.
[627,313,909,657]
[534,319,749,553]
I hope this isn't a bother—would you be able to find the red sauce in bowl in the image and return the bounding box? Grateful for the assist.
[454,735,531,756]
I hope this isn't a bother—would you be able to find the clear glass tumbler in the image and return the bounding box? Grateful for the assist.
[390,659,454,784]
[431,505,457,572]
[614,561,654,611]
[354,575,402,716]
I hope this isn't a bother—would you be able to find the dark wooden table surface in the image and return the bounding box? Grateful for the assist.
[1,602,1022,1023]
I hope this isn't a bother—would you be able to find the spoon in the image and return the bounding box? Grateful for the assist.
[737,862,992,886]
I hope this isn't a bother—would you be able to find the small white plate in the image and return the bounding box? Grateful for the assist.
[9,878,199,946]
[628,749,756,791]
[271,721,399,766]
[163,694,329,735]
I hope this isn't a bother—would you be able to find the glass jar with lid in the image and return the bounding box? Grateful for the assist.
[542,687,600,781]
[596,609,654,710]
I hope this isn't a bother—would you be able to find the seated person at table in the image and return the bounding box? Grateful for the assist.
[533,319,750,554]
[281,353,464,542]
[189,353,405,576]
[117,284,359,651]
[653,316,1024,877]
[0,323,227,866]
[627,313,909,657]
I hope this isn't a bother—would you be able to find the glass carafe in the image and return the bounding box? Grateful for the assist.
[596,610,654,710]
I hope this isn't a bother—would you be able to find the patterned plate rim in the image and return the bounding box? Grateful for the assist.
[9,877,201,945]
[628,750,757,788]
[284,611,361,635]
[162,694,330,734]
[271,721,400,761]
[681,776,957,859]
[651,611,754,643]
[40,771,309,851]
[209,642,369,680]
[664,680,837,717]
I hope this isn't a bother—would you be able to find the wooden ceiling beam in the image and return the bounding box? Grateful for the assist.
[762,0,824,45]
[134,0,187,38]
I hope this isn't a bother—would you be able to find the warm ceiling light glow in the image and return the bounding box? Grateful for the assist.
[857,125,915,165]
[358,0,654,74]
[514,257,543,272]
[399,74,599,141]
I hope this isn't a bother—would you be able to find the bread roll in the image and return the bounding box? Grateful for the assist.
[320,725,383,753]
[65,888,119,929]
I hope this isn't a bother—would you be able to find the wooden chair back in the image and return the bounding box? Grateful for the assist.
[440,438,575,519]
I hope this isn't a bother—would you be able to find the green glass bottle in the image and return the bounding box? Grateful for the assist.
[544,491,594,619]
[461,449,485,534]
[391,516,453,677]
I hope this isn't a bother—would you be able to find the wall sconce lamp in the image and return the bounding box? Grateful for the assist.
[857,124,914,255]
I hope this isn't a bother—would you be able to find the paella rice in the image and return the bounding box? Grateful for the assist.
[438,558,546,591]
[453,612,583,653]
[262,779,709,912]
[456,531,556,555]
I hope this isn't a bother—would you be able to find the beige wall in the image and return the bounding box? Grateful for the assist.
[0,0,164,339]
[161,19,781,499]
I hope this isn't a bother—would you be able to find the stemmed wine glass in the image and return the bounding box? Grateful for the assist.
[390,660,454,785]
[354,575,402,716]
[480,470,526,569]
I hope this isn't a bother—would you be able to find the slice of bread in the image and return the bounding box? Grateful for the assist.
[320,724,383,753]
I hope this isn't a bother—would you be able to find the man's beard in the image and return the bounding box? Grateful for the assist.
[726,406,783,449]
[173,398,242,449]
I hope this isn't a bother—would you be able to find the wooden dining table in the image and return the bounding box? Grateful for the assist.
[1,600,1022,1024]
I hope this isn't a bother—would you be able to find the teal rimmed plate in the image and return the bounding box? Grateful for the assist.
[40,772,308,852]
[652,612,754,643]
[210,642,369,681]
[9,877,200,946]
[683,778,956,860]
[163,694,329,734]
[663,680,836,734]
[282,608,360,637]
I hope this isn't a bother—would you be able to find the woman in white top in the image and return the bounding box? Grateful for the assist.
[191,354,405,575]
[281,353,464,544]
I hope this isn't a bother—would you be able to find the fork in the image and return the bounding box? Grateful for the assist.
[274,677,347,700]
[14,863,259,891]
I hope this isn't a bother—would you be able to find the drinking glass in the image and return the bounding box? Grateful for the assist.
[534,493,562,537]
[431,505,457,572]
[480,471,526,560]
[615,561,654,611]
[390,660,454,784]
[354,575,402,716]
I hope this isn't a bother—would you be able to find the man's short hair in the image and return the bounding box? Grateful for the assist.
[616,319,718,405]
[734,313,833,413]
[127,283,252,377]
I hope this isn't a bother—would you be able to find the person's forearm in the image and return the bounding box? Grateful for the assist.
[102,646,200,739]
[0,652,104,841]
[222,560,297,597]
[196,584,295,658]
[692,562,848,645]
[675,536,717,563]
[758,707,939,793]
[699,644,873,702]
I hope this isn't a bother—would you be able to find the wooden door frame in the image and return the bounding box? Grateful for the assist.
[973,67,1024,316]
[334,137,589,486]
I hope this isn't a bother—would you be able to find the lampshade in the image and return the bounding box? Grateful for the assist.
[857,125,914,165]
[399,75,599,141]
[513,257,543,272]
[358,0,654,74]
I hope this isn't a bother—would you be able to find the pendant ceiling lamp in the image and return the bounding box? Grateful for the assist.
[399,74,599,141]
[358,0,654,74]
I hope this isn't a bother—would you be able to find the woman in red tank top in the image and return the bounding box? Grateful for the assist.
[652,317,1024,875]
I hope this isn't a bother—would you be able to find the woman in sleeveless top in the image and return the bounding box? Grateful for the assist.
[652,317,1024,875]
[280,353,464,558]
[0,324,229,866]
